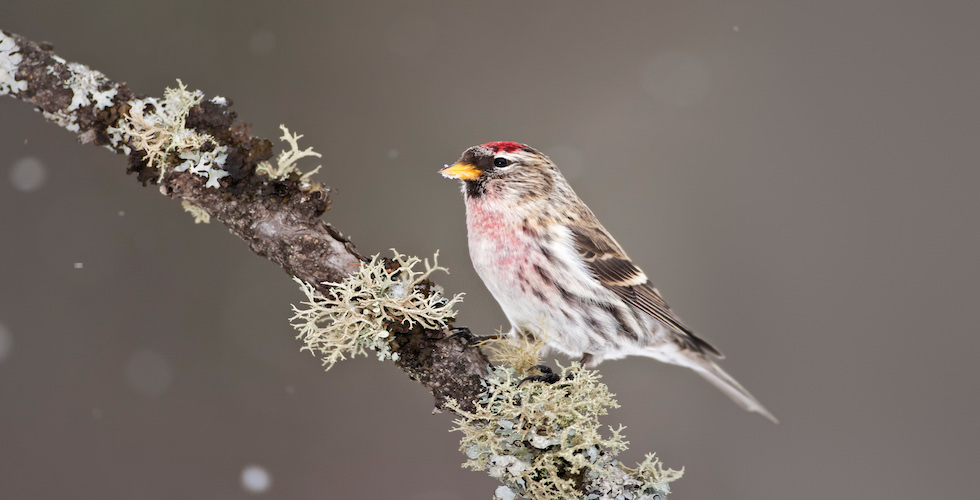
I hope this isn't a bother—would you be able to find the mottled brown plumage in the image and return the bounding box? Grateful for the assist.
[440,142,777,422]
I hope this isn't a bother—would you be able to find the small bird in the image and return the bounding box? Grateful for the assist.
[440,141,777,423]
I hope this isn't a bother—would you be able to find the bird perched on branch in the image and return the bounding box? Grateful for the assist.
[440,141,777,423]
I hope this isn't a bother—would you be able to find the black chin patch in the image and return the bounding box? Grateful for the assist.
[458,147,499,199]
[465,179,486,198]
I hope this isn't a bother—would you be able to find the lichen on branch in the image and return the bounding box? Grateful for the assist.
[2,29,683,499]
[105,79,231,186]
[255,125,323,185]
[290,250,464,369]
[0,32,28,95]
[448,338,683,500]
[181,200,211,224]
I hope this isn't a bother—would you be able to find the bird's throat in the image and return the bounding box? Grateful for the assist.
[464,179,487,199]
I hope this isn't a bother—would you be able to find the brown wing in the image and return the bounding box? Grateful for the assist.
[571,225,723,357]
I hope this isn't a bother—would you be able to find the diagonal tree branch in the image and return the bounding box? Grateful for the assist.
[1,29,680,499]
[0,28,490,413]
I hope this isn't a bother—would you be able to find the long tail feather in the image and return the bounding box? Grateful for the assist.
[648,348,779,423]
[691,359,779,423]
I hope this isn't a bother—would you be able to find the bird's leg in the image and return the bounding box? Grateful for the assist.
[443,326,504,349]
[518,364,561,386]
[443,326,476,345]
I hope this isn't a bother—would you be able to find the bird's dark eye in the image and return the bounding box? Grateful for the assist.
[493,157,510,168]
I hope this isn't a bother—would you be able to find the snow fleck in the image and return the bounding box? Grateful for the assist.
[0,32,27,95]
[210,96,228,106]
[73,262,84,269]
[9,156,47,191]
[124,349,173,396]
[241,464,272,493]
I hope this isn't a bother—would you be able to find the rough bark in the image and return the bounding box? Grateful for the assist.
[0,29,489,413]
[2,30,679,499]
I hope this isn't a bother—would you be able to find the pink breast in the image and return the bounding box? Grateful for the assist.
[465,198,528,270]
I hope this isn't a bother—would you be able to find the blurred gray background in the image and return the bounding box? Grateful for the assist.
[1,1,978,499]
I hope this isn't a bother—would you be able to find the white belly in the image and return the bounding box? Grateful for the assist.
[463,199,625,358]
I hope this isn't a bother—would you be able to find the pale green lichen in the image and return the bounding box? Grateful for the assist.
[106,80,228,186]
[483,332,549,375]
[175,145,229,188]
[36,58,115,134]
[290,250,463,369]
[493,485,517,500]
[0,32,28,96]
[181,200,211,224]
[65,62,117,112]
[255,125,322,185]
[447,338,683,500]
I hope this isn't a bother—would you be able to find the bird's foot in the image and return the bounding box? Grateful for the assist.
[444,327,502,349]
[518,364,561,387]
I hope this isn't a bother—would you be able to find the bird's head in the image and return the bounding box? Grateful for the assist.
[439,141,558,200]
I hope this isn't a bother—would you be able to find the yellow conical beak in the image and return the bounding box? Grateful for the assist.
[438,162,482,181]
